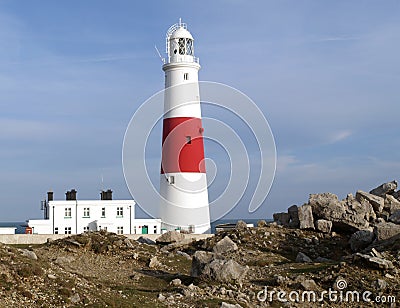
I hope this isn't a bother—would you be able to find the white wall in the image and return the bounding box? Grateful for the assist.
[0,227,16,235]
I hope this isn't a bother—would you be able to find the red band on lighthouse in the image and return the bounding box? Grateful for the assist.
[161,117,206,174]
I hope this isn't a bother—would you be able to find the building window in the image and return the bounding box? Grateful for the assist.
[54,227,59,234]
[184,73,189,80]
[186,136,191,144]
[65,208,71,218]
[154,226,157,234]
[168,176,175,185]
[101,207,106,218]
[117,226,123,234]
[117,207,123,217]
[65,227,72,234]
[83,208,90,218]
[83,226,89,232]
[134,226,137,234]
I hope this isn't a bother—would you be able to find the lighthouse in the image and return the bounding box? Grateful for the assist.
[160,20,211,234]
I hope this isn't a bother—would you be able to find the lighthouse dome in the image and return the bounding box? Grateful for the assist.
[170,26,194,40]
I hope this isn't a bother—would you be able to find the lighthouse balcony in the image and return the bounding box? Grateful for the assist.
[164,55,199,65]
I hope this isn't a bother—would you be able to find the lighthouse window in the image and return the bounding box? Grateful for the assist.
[184,73,189,80]
[186,39,193,55]
[178,38,185,55]
[186,136,192,144]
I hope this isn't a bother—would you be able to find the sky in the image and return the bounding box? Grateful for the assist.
[0,1,399,222]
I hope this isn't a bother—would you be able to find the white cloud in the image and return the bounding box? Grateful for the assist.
[328,130,352,144]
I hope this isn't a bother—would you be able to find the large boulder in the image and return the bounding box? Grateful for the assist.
[309,193,346,222]
[374,222,400,241]
[298,205,314,229]
[315,219,332,233]
[384,195,400,215]
[348,230,375,252]
[288,205,300,228]
[370,181,397,197]
[190,251,214,277]
[354,253,394,270]
[308,193,371,233]
[389,210,400,224]
[273,212,290,226]
[201,259,248,284]
[191,251,247,283]
[296,252,312,263]
[213,236,238,254]
[356,190,384,213]
[156,231,185,244]
[235,220,247,230]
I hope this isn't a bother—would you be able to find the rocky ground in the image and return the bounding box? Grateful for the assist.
[1,181,400,307]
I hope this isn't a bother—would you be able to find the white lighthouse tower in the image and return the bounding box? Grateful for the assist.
[160,20,211,234]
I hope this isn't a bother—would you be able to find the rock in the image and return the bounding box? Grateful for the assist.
[273,212,290,226]
[384,195,400,215]
[315,219,332,233]
[298,205,314,229]
[202,259,248,284]
[356,190,384,213]
[54,256,74,264]
[65,239,83,247]
[300,279,320,291]
[170,278,181,286]
[213,236,238,254]
[257,220,267,228]
[137,236,156,245]
[47,274,57,279]
[349,230,375,251]
[191,251,215,277]
[70,293,80,304]
[274,275,288,286]
[309,192,372,233]
[354,253,394,270]
[176,251,191,260]
[124,238,135,248]
[156,231,185,244]
[370,181,397,197]
[315,256,333,263]
[235,220,247,230]
[148,256,161,268]
[158,293,166,301]
[21,249,37,260]
[221,302,242,308]
[296,252,312,263]
[371,248,383,258]
[288,205,300,228]
[374,279,388,290]
[374,222,400,241]
[389,210,400,224]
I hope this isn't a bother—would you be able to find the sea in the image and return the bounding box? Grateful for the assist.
[0,218,271,235]
[0,222,27,234]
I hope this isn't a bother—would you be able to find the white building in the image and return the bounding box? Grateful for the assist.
[0,227,16,234]
[28,190,161,235]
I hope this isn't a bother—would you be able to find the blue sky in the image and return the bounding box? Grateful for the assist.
[1,1,399,221]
